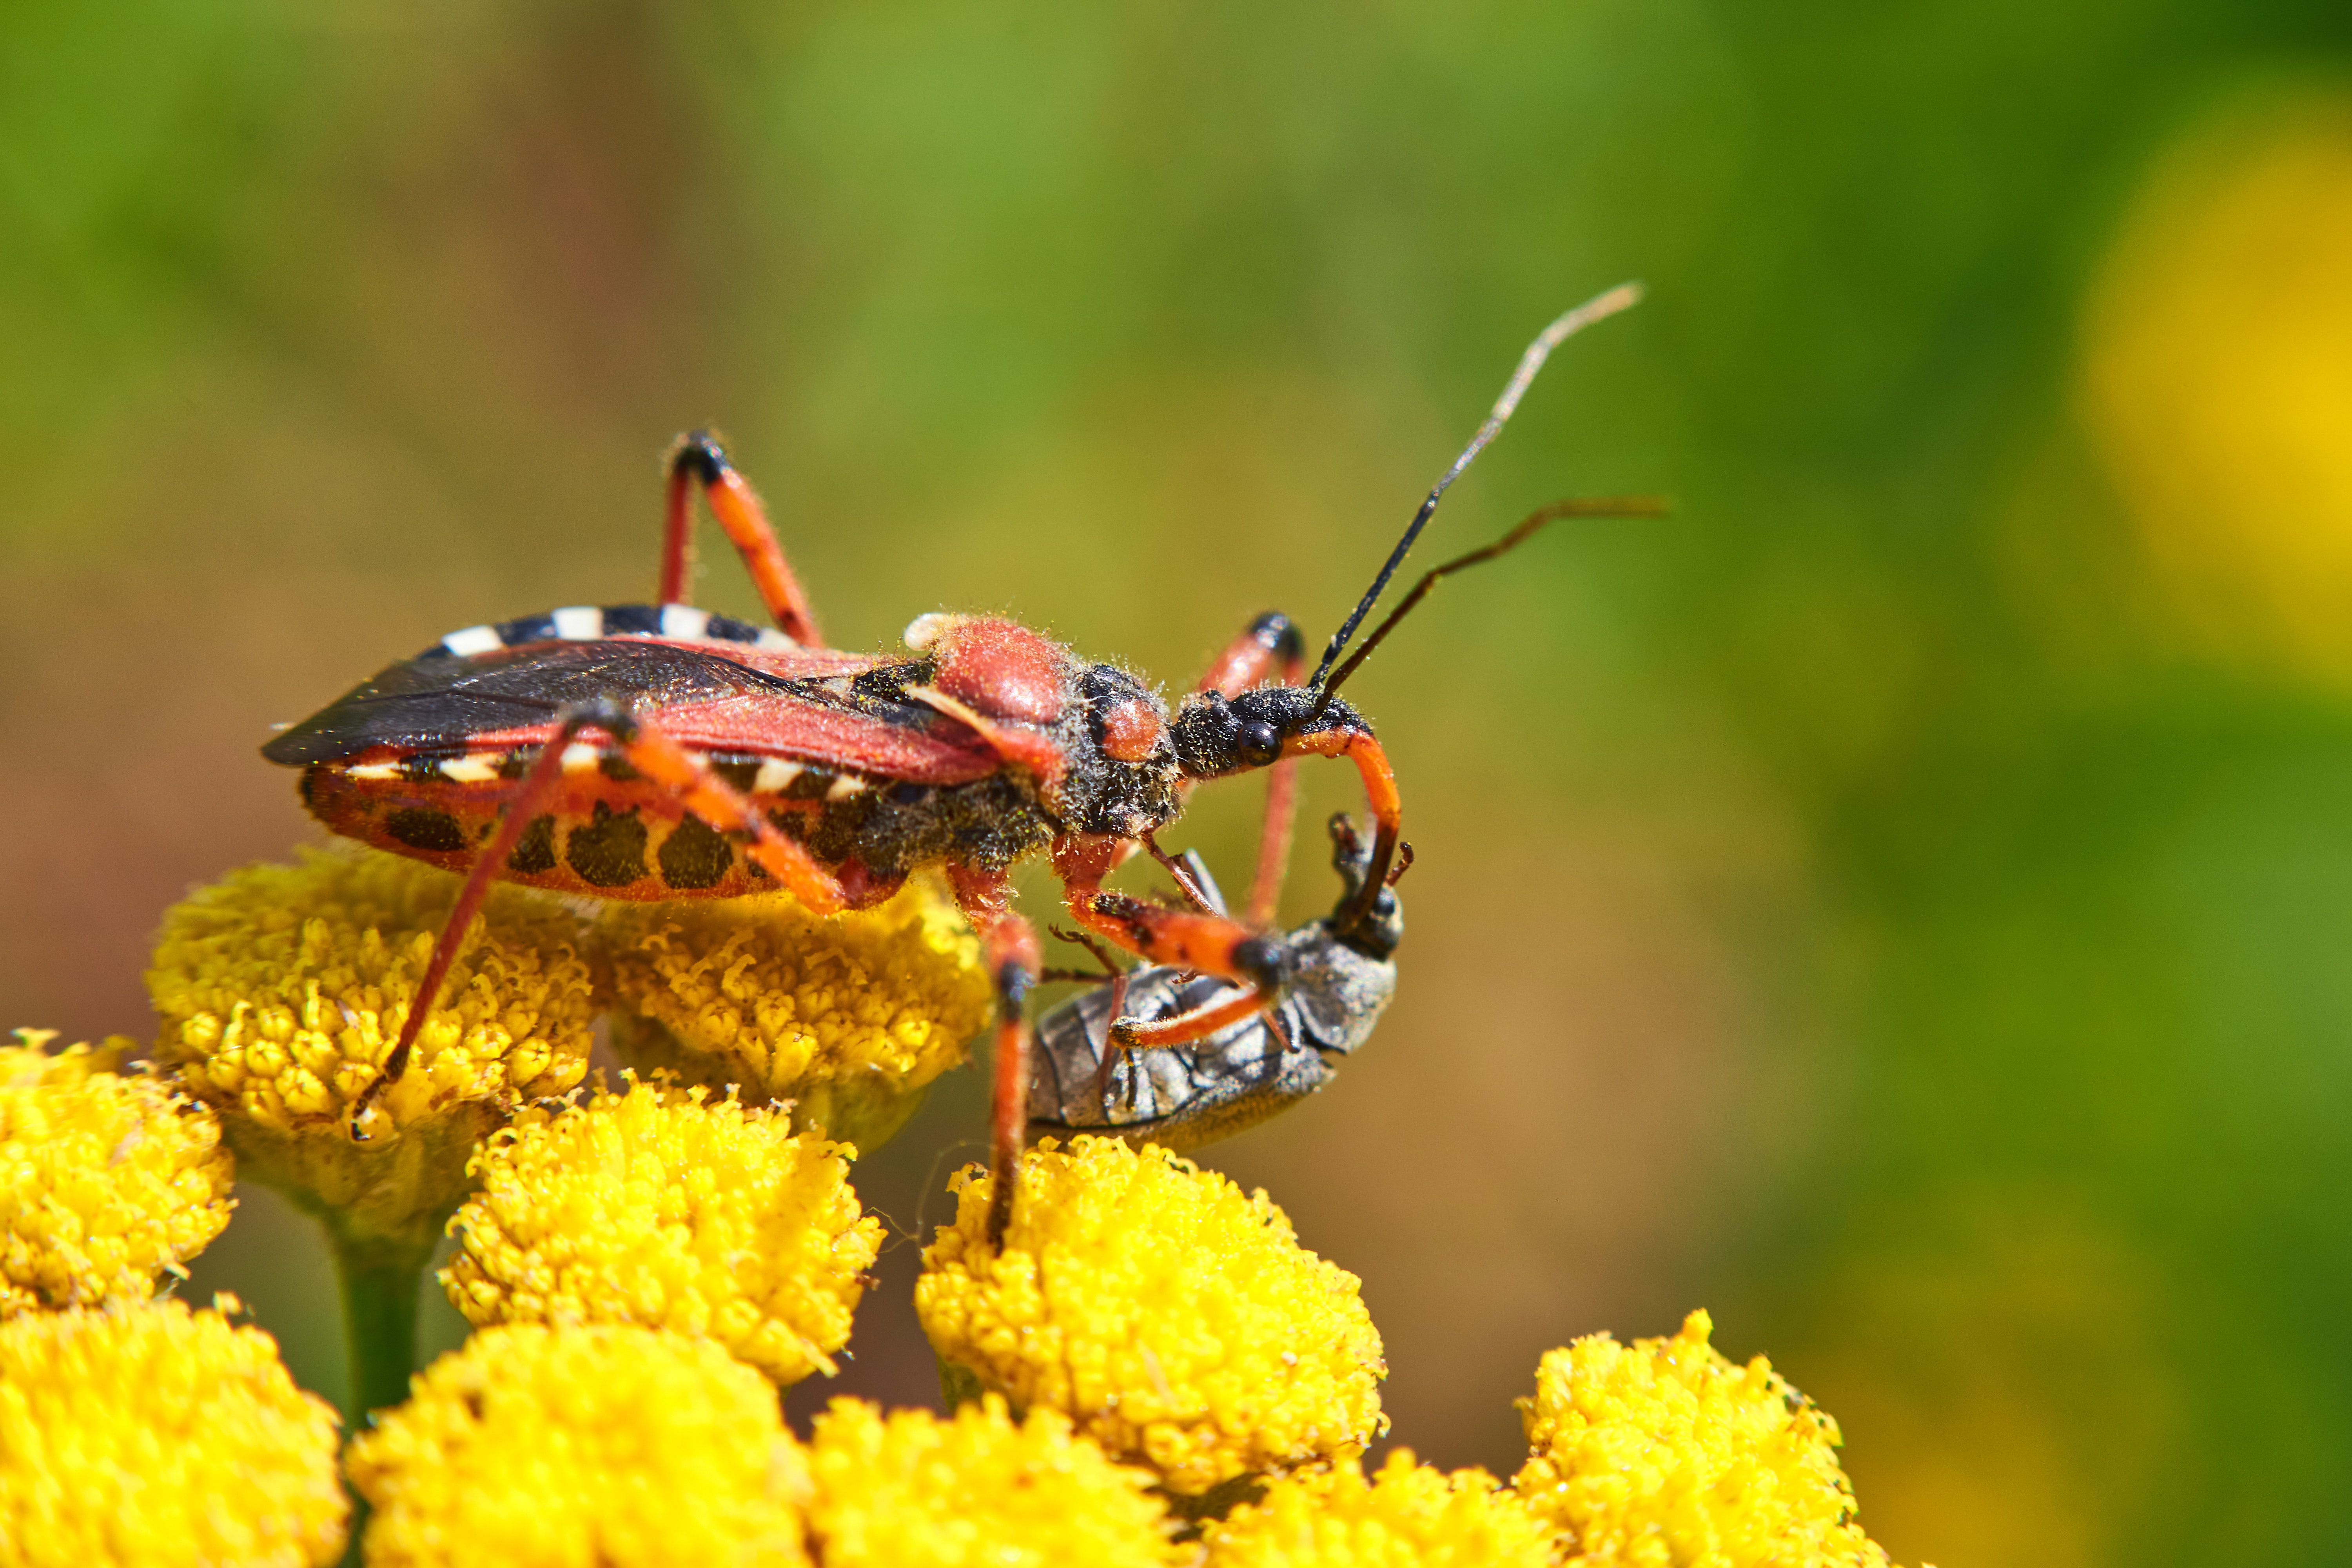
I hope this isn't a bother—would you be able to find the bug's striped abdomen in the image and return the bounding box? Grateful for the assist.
[301,741,1053,904]
[301,745,877,902]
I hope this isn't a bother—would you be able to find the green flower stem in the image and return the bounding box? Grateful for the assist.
[328,1225,435,1422]
[938,1353,986,1412]
[210,1110,498,1426]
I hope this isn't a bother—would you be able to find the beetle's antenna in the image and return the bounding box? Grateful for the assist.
[1314,494,1670,707]
[1305,282,1644,704]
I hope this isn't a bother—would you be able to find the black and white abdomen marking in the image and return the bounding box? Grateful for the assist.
[1025,918,1399,1153]
[422,603,799,660]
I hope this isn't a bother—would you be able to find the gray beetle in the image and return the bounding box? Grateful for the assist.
[1027,813,1403,1152]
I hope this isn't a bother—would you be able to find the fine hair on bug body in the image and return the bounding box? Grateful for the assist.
[261,281,1663,1247]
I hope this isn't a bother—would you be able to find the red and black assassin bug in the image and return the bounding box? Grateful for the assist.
[262,282,1657,1245]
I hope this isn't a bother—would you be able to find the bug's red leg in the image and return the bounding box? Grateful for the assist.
[347,698,852,1140]
[1190,613,1308,929]
[1111,982,1266,1050]
[1245,755,1300,930]
[1054,835,1290,1033]
[947,864,1042,1251]
[1283,727,1404,932]
[1194,612,1301,701]
[661,432,824,646]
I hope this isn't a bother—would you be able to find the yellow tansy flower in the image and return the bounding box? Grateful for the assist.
[1511,1309,1894,1567]
[145,847,595,1243]
[345,1323,809,1567]
[2,1033,234,1314]
[916,1136,1386,1495]
[602,877,990,1151]
[804,1394,1181,1567]
[0,1298,346,1568]
[439,1078,882,1384]
[1203,1450,1554,1568]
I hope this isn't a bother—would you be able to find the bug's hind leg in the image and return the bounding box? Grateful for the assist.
[347,698,853,1140]
[660,431,824,646]
[947,865,1042,1251]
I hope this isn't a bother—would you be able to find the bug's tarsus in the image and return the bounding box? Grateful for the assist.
[1047,924,1132,980]
[667,429,729,487]
[1307,283,1646,709]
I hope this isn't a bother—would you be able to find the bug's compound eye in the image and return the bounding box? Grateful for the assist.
[1237,720,1282,768]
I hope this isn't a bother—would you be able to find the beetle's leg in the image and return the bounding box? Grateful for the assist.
[1088,968,1131,1107]
[947,864,1042,1251]
[1189,613,1308,929]
[348,699,852,1140]
[661,431,824,646]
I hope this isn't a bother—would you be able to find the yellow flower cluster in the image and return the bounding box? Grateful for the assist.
[1203,1450,1554,1568]
[5,828,1920,1565]
[441,1078,882,1384]
[916,1136,1387,1495]
[804,1395,1181,1567]
[2,1034,234,1314]
[149,848,595,1140]
[1512,1309,1892,1566]
[146,849,599,1252]
[0,1299,346,1568]
[603,878,991,1150]
[346,1322,809,1568]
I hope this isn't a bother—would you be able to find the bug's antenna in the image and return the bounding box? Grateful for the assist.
[1314,494,1670,707]
[1305,282,1644,704]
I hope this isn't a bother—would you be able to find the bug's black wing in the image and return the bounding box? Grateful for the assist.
[261,642,806,765]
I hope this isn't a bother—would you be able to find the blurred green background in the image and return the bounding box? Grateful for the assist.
[9,2,2352,1559]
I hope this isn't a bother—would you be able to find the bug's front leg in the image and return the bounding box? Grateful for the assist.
[660,431,824,646]
[347,699,853,1140]
[1052,834,1292,1049]
[946,864,1042,1251]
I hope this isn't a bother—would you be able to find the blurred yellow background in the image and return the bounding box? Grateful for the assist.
[7,4,2352,1561]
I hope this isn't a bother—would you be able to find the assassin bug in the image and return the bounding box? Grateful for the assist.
[261,282,1655,1245]
[1029,811,1402,1153]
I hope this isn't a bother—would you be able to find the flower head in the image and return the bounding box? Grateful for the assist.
[803,1394,1180,1567]
[146,848,596,1247]
[440,1078,882,1384]
[1511,1309,1893,1567]
[0,1298,346,1567]
[603,878,990,1151]
[1203,1450,1554,1568]
[916,1136,1386,1495]
[2,1032,235,1314]
[345,1322,809,1567]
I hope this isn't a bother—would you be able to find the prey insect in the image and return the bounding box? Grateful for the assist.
[261,282,1657,1245]
[1028,813,1402,1153]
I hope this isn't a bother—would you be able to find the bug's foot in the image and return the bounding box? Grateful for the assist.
[346,1074,390,1143]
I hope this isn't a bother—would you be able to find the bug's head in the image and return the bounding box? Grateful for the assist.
[1169,684,1372,783]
